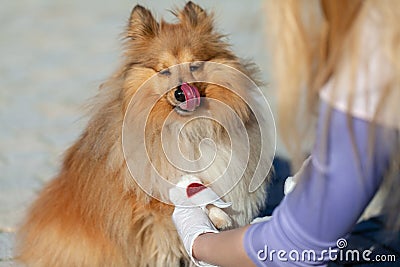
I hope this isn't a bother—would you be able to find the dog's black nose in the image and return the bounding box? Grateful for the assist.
[174,86,186,102]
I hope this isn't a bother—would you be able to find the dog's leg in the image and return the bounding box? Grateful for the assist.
[205,204,232,230]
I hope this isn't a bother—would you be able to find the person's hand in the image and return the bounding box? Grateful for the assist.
[169,175,230,266]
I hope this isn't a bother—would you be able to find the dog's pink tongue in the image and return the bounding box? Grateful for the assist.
[180,83,200,111]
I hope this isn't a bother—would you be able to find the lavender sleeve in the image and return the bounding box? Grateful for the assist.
[244,100,398,266]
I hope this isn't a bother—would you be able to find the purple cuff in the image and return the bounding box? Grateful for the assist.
[244,100,397,266]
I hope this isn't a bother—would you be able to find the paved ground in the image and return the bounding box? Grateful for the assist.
[0,0,276,264]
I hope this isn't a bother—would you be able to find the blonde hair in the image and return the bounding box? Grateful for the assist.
[265,0,400,229]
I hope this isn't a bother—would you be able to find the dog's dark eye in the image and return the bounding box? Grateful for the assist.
[159,69,171,76]
[189,62,203,72]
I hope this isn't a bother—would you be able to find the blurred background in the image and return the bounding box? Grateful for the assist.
[0,0,280,264]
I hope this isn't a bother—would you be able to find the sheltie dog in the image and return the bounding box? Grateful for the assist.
[16,2,272,266]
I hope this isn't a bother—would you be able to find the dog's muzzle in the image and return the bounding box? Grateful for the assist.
[174,83,200,112]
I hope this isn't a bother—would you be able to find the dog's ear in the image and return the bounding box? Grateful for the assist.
[179,1,212,31]
[127,5,159,40]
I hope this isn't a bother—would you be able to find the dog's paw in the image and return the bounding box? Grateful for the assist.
[208,206,232,230]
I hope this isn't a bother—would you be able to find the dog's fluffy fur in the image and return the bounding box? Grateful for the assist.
[16,2,271,266]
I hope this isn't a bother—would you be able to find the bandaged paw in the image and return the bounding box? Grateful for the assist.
[173,175,232,230]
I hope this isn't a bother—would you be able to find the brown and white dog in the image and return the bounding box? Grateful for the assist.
[16,2,272,266]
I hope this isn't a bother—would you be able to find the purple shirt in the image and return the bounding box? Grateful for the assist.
[244,100,398,266]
